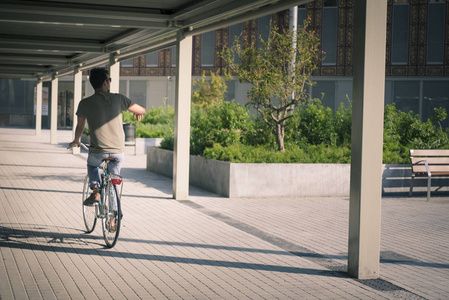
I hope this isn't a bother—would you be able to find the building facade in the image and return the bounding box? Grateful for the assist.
[0,0,448,128]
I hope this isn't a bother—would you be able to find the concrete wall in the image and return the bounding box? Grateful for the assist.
[146,147,449,198]
[229,163,350,197]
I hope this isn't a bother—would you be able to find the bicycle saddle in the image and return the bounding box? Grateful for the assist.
[102,157,117,163]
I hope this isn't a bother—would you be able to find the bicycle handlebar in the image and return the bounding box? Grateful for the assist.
[67,143,89,151]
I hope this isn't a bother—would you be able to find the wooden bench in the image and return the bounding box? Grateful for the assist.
[409,149,449,201]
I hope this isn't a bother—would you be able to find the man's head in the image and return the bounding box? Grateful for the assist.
[89,68,110,90]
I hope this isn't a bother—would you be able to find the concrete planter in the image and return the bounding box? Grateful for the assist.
[146,147,449,198]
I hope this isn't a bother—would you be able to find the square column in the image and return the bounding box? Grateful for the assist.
[72,68,82,155]
[348,0,388,279]
[109,55,120,94]
[50,77,58,144]
[35,81,42,136]
[173,31,193,200]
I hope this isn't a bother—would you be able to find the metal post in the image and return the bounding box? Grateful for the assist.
[35,81,42,136]
[50,76,58,144]
[348,0,388,279]
[72,68,82,155]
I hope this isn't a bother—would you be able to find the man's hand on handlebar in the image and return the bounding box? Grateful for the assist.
[69,140,81,148]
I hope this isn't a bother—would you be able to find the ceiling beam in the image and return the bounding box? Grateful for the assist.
[0,12,169,28]
[0,55,70,64]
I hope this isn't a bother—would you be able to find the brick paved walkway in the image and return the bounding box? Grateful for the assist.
[0,128,448,299]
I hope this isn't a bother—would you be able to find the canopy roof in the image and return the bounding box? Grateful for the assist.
[0,0,307,80]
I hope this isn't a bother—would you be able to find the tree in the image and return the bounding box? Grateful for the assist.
[192,71,230,109]
[221,18,322,152]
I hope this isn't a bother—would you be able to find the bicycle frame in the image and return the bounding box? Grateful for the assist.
[97,161,124,219]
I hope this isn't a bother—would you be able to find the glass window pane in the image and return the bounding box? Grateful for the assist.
[322,7,338,65]
[229,23,243,65]
[119,79,127,96]
[129,81,147,108]
[393,81,420,114]
[312,81,336,110]
[0,79,10,113]
[391,3,409,65]
[426,2,445,64]
[229,23,243,46]
[121,59,134,68]
[423,81,449,127]
[171,46,176,67]
[146,52,158,67]
[201,31,215,67]
[297,6,307,27]
[257,15,272,48]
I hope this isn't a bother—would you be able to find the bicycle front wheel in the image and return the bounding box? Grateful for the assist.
[102,182,121,248]
[82,175,97,233]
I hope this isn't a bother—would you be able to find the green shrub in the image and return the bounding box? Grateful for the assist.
[296,99,334,145]
[123,106,174,138]
[160,134,174,150]
[190,101,250,155]
[383,104,449,163]
[158,97,449,164]
[202,143,351,163]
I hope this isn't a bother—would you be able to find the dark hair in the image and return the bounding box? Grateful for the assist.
[89,68,109,89]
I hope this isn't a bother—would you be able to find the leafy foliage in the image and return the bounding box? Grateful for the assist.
[192,71,230,108]
[190,101,251,156]
[122,106,174,138]
[382,104,449,163]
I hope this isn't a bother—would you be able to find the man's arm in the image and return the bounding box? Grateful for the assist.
[128,102,146,122]
[69,116,86,148]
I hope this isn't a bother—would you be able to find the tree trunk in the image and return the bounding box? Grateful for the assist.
[276,123,285,153]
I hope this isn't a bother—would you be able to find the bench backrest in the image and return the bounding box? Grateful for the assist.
[410,149,449,174]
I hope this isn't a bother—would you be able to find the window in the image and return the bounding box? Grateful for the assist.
[121,59,133,68]
[201,31,215,67]
[312,81,336,110]
[171,46,176,67]
[321,1,338,65]
[229,23,243,65]
[229,23,243,46]
[257,15,272,48]
[129,81,147,108]
[423,81,449,127]
[391,1,409,65]
[393,80,420,115]
[297,5,307,27]
[119,79,127,96]
[426,1,445,64]
[146,52,158,67]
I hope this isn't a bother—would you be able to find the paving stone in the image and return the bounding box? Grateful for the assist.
[0,128,448,299]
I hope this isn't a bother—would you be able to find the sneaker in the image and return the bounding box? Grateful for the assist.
[83,187,100,206]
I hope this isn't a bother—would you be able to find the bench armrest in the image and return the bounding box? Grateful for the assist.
[423,160,431,177]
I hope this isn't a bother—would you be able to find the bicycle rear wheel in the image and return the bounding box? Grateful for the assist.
[102,182,121,248]
[82,175,97,233]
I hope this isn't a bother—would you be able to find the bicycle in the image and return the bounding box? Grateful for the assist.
[70,143,124,248]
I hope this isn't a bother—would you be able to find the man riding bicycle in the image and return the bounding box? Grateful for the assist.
[69,68,146,206]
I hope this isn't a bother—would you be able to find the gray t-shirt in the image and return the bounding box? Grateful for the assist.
[76,92,132,153]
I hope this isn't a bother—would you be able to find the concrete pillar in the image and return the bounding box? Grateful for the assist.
[173,31,193,200]
[72,68,82,155]
[348,0,388,279]
[109,55,120,93]
[50,77,58,144]
[35,81,42,136]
